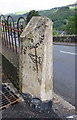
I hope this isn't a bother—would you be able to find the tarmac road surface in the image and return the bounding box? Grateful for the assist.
[53,44,76,106]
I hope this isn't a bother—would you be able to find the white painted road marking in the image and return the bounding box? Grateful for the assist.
[60,51,77,55]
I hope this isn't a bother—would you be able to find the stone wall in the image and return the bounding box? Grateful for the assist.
[53,35,76,43]
[2,55,19,89]
[0,37,19,89]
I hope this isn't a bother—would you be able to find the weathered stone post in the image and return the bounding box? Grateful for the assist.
[19,16,53,109]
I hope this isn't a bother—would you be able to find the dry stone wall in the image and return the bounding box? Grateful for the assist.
[53,35,76,43]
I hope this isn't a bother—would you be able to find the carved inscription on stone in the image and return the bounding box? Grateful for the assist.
[28,53,42,65]
[23,34,44,54]
[23,20,45,73]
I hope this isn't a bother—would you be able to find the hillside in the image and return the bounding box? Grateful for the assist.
[39,4,76,30]
[5,3,76,31]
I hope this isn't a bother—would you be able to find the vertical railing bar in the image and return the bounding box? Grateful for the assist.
[7,22,11,49]
[17,17,26,48]
[5,22,8,47]
[17,21,20,47]
[7,15,17,53]
[14,29,17,53]
[4,22,7,46]
[1,25,4,44]
[10,22,14,52]
[2,21,5,45]
[2,20,4,45]
[0,15,6,46]
[4,23,6,46]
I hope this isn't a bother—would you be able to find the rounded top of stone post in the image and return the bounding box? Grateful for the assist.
[20,16,52,38]
[20,16,53,48]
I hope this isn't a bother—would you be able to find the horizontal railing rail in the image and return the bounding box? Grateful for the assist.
[0,23,22,32]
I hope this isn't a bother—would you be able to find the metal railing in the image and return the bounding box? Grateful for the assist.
[0,15,27,53]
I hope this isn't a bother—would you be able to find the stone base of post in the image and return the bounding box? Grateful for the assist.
[22,93,52,110]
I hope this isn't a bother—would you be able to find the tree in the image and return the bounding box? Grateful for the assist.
[53,28,59,36]
[65,12,77,35]
[26,10,40,24]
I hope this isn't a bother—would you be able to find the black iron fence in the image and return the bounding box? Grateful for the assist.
[0,15,27,53]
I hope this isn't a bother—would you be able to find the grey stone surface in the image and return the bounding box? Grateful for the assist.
[20,16,53,101]
[0,37,19,69]
[2,101,60,119]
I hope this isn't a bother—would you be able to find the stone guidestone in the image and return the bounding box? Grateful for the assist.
[22,93,52,111]
[20,16,53,105]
